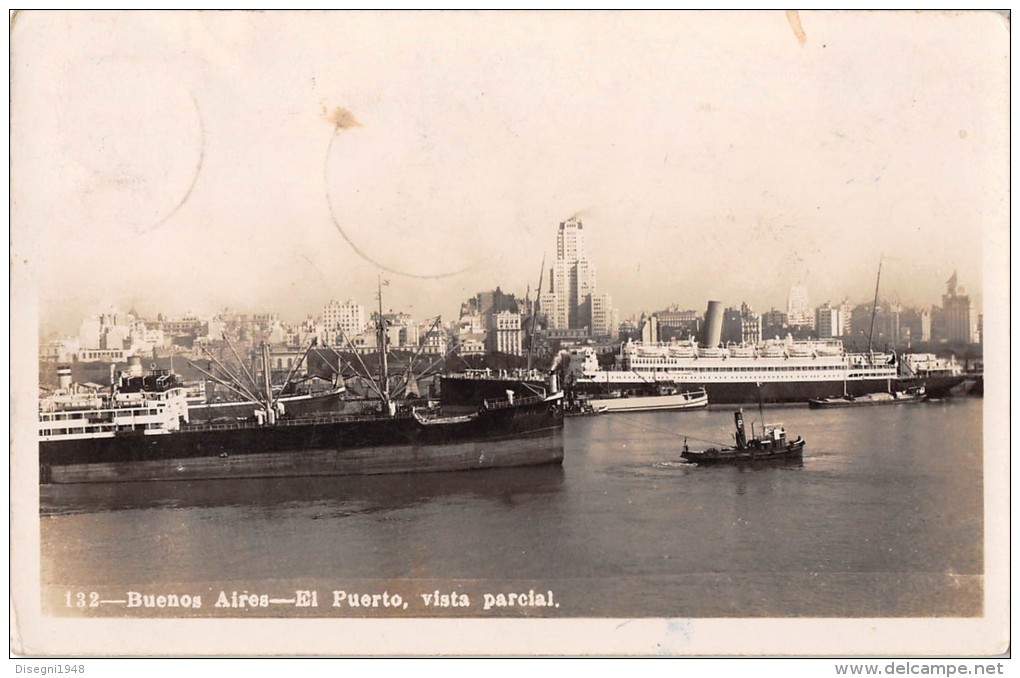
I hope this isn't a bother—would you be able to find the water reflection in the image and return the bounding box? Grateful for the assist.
[40,464,566,517]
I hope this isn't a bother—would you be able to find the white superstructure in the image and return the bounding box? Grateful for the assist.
[567,339,900,387]
[39,369,189,443]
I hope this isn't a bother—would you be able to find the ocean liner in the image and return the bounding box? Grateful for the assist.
[441,339,963,407]
[443,263,965,406]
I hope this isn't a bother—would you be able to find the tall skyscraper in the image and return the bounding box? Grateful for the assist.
[787,284,812,327]
[539,286,567,330]
[556,217,586,261]
[934,271,975,343]
[591,293,617,338]
[541,217,615,334]
[575,258,596,330]
[549,260,572,330]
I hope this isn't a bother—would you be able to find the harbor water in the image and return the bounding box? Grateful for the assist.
[39,398,983,618]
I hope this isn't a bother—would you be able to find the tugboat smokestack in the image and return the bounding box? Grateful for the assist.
[733,410,747,449]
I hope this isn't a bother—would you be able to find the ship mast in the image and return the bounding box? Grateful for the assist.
[199,340,263,406]
[377,274,391,412]
[276,338,317,397]
[756,382,766,435]
[222,332,263,403]
[336,327,387,403]
[527,253,546,372]
[261,341,276,424]
[867,257,883,365]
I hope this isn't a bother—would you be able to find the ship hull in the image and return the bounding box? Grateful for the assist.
[698,379,892,405]
[40,398,564,484]
[441,375,962,406]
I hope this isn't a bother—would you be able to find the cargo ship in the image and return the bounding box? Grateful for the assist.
[39,281,565,484]
[39,357,564,485]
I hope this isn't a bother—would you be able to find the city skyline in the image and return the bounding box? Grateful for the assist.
[45,266,980,350]
[13,12,1002,337]
[36,252,982,340]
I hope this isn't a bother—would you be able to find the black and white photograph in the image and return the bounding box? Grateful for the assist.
[10,10,1009,659]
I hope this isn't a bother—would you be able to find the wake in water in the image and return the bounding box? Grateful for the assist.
[653,460,698,470]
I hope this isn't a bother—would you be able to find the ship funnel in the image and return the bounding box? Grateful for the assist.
[641,315,659,344]
[128,355,143,377]
[702,301,723,348]
[57,365,72,391]
[549,349,571,375]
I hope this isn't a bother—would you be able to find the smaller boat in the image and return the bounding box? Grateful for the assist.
[586,387,708,413]
[564,402,608,417]
[680,410,805,465]
[808,386,926,409]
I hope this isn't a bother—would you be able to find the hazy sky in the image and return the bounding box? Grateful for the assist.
[12,11,1007,334]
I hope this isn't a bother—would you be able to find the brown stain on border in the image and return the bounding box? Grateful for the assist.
[786,10,808,46]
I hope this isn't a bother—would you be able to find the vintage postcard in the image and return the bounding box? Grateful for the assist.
[10,10,1009,657]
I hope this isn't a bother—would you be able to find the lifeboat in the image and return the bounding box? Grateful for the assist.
[668,345,697,359]
[727,344,756,358]
[787,344,815,358]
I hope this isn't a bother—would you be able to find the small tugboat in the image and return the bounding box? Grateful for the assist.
[808,386,926,409]
[680,410,805,465]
